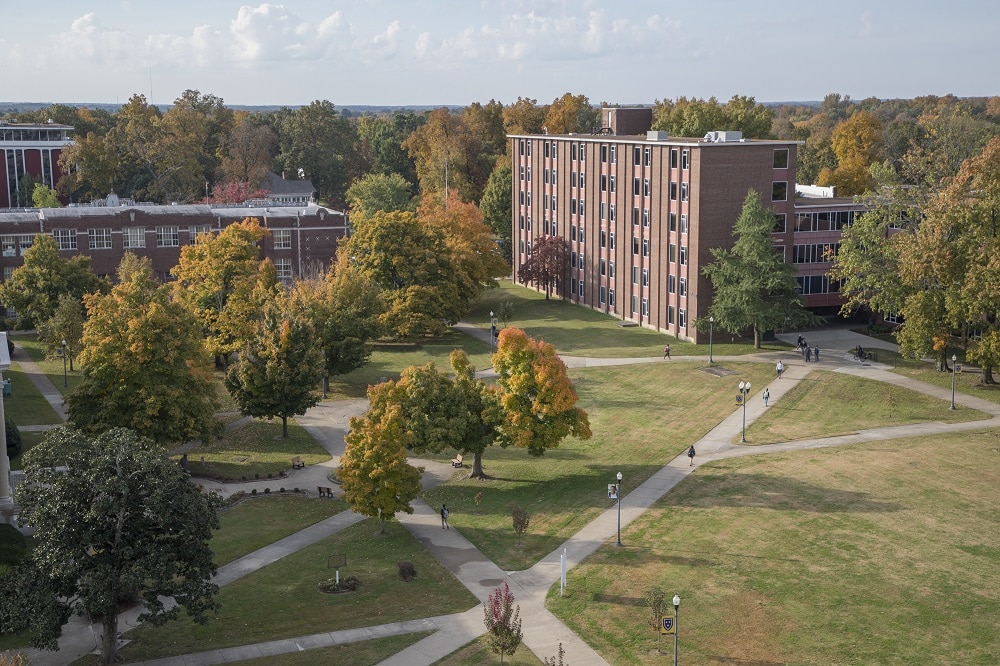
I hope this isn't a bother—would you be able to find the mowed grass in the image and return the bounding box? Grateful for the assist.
[437,635,545,665]
[225,633,432,665]
[422,361,778,571]
[746,370,990,444]
[212,496,347,566]
[547,429,1000,665]
[8,334,84,398]
[467,280,792,358]
[1,359,63,426]
[891,357,1000,406]
[178,419,331,480]
[117,519,479,661]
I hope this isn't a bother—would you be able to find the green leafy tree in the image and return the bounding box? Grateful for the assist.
[818,110,884,195]
[543,92,599,134]
[355,111,421,183]
[67,254,220,445]
[346,172,415,218]
[171,218,270,361]
[225,301,325,437]
[491,328,592,456]
[701,190,816,348]
[275,100,358,205]
[31,184,60,208]
[337,397,422,534]
[480,160,513,264]
[0,234,108,329]
[37,293,85,363]
[3,427,219,664]
[502,97,547,136]
[343,210,463,338]
[483,582,523,664]
[289,260,383,394]
[517,235,569,299]
[219,111,276,188]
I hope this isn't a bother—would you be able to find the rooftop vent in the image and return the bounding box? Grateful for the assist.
[646,131,669,141]
[702,131,743,143]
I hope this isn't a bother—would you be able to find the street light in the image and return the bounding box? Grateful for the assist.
[615,471,623,547]
[738,381,752,442]
[61,339,68,388]
[708,316,714,364]
[950,353,957,410]
[490,310,497,354]
[673,594,681,666]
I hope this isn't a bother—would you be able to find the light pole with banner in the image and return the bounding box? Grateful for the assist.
[615,471,623,546]
[708,316,714,364]
[950,354,957,409]
[673,594,681,666]
[738,381,752,442]
[61,339,68,388]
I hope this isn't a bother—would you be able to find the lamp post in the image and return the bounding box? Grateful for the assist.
[61,339,68,388]
[672,594,681,666]
[615,471,623,547]
[708,316,714,364]
[490,310,497,354]
[738,381,752,442]
[950,354,957,410]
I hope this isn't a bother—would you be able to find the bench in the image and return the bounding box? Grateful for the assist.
[291,456,305,469]
[451,453,464,468]
[318,486,334,498]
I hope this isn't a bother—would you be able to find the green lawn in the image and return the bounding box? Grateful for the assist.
[117,519,479,662]
[547,429,1000,664]
[212,496,348,566]
[437,635,545,665]
[8,334,83,398]
[891,357,1000,406]
[226,633,431,665]
[177,418,332,481]
[2,360,63,426]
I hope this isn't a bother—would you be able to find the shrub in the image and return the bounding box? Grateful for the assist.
[318,575,360,593]
[0,524,28,567]
[280,487,286,493]
[5,417,20,457]
[397,561,417,582]
[511,505,530,537]
[254,473,260,480]
[644,586,667,632]
[542,643,566,666]
[264,487,270,494]
[251,489,257,495]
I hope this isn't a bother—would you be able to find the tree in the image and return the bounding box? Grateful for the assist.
[701,190,816,348]
[57,130,121,203]
[354,111,421,184]
[544,92,598,134]
[818,110,884,195]
[722,95,774,139]
[483,582,523,664]
[491,328,592,456]
[0,234,108,329]
[225,298,325,438]
[36,293,85,363]
[517,235,569,299]
[289,260,383,394]
[219,111,275,188]
[67,254,220,445]
[502,97,546,135]
[275,100,358,205]
[171,218,269,361]
[337,396,422,534]
[480,160,514,265]
[3,427,219,664]
[402,108,473,201]
[345,172,415,217]
[31,184,60,208]
[343,210,463,338]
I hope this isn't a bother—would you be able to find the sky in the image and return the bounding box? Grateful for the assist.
[2,0,996,108]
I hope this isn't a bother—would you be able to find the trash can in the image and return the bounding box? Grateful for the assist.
[2,379,11,396]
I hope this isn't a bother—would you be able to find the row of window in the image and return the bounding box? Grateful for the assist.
[45,227,294,251]
[796,275,841,295]
[792,211,856,232]
[792,243,840,264]
[519,141,788,173]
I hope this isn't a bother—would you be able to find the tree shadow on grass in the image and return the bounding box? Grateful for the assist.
[660,473,903,514]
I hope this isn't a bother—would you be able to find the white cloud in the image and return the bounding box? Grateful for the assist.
[859,11,874,37]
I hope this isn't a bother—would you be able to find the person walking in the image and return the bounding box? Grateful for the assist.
[813,345,820,362]
[663,344,671,359]
[763,388,770,407]
[687,445,696,466]
[805,346,812,362]
[440,504,450,530]
[776,360,784,378]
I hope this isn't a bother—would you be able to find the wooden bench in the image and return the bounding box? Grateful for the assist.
[291,456,305,469]
[451,453,464,468]
[318,486,334,498]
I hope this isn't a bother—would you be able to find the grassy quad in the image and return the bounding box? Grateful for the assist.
[116,519,480,662]
[547,429,1000,664]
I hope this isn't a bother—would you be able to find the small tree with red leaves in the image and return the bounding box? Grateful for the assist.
[517,235,569,299]
[483,582,523,664]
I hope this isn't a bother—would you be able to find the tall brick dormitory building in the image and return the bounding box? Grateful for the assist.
[0,120,348,294]
[510,108,865,343]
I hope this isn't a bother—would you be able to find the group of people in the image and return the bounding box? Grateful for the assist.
[796,336,820,363]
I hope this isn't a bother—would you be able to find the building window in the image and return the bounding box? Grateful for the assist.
[275,257,293,279]
[579,282,585,298]
[610,145,617,163]
[669,213,677,232]
[527,166,532,180]
[570,199,577,215]
[601,145,608,162]
[122,227,145,249]
[519,215,525,229]
[88,228,112,250]
[679,277,687,296]
[609,232,616,250]
[609,288,616,307]
[609,203,616,222]
[571,225,577,241]
[188,225,211,244]
[552,170,557,185]
[273,229,292,249]
[527,142,531,156]
[632,294,639,314]
[600,202,607,220]
[544,142,550,158]
[642,238,650,257]
[773,213,787,233]
[599,286,606,305]
[609,175,616,193]
[670,149,678,169]
[772,181,788,201]
[579,142,586,161]
[680,246,688,265]
[668,305,675,325]
[578,226,585,242]
[600,230,607,248]
[668,275,676,293]
[156,226,179,247]
[633,147,642,165]
[642,267,649,286]
[644,147,651,166]
[632,238,640,255]
[544,220,551,235]
[633,178,641,196]
[570,171,577,187]
[679,308,687,328]
[551,141,557,158]
[643,209,650,227]
[681,149,689,170]
[774,149,789,169]
[571,251,577,267]
[608,260,615,277]
[600,175,607,192]
[599,259,607,276]
[53,228,77,250]
[669,243,676,263]
[544,169,550,185]
[669,182,677,200]
[644,179,651,197]
[632,207,640,225]
[570,278,577,295]
[680,214,688,234]
[571,143,578,160]
[526,216,532,231]
[681,183,689,201]
[578,253,585,269]
[641,297,649,316]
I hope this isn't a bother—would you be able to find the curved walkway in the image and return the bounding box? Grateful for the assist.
[16,325,1000,665]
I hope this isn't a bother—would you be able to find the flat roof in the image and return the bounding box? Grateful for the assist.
[507,132,800,146]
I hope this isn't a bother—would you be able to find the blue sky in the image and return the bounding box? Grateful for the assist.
[2,1,995,107]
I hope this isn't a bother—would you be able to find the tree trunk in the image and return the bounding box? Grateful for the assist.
[471,451,487,479]
[281,416,288,438]
[753,323,761,349]
[984,365,996,384]
[379,516,386,534]
[101,611,119,664]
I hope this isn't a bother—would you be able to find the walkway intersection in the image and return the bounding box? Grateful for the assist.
[10,326,997,665]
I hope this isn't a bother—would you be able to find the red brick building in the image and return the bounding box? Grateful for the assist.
[1,120,73,209]
[511,108,864,342]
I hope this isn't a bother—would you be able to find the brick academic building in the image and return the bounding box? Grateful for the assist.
[510,108,864,343]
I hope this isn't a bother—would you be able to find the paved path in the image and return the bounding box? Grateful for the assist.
[14,324,999,665]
